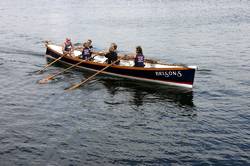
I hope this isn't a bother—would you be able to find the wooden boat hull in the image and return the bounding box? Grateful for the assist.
[45,45,197,89]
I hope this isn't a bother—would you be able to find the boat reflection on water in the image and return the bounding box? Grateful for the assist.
[100,77,195,108]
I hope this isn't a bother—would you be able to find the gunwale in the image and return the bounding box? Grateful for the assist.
[46,44,194,71]
[45,44,197,89]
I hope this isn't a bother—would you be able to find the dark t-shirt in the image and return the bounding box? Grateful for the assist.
[134,53,145,67]
[64,42,73,51]
[105,51,119,64]
[81,48,92,60]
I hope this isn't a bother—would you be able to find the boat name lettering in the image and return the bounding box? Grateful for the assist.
[155,71,182,77]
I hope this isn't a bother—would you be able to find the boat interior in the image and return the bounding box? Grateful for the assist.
[48,44,193,69]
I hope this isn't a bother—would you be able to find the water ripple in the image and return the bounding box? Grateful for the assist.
[0,0,250,165]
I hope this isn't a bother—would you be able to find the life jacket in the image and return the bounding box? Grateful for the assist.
[134,53,144,67]
[81,48,91,60]
[64,41,72,51]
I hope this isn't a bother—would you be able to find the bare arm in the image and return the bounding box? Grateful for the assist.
[92,50,107,56]
[118,53,135,60]
[75,46,83,51]
[62,43,65,51]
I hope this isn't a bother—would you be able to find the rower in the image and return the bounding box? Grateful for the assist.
[80,42,92,60]
[104,43,120,65]
[134,46,145,67]
[86,39,93,49]
[62,38,74,55]
[75,39,93,52]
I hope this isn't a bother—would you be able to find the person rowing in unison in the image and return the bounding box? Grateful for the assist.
[104,43,120,65]
[79,42,92,60]
[76,39,93,50]
[62,38,74,55]
[86,39,93,49]
[134,46,145,67]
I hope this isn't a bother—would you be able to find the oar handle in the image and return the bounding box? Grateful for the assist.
[66,58,121,91]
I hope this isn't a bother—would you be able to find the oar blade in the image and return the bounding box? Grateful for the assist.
[38,75,54,84]
[38,78,50,84]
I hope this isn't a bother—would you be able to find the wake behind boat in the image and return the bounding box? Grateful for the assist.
[44,44,197,89]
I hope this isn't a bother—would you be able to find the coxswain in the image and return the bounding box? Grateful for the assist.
[134,46,145,67]
[80,42,92,60]
[62,38,74,55]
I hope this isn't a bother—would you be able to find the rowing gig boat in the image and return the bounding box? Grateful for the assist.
[45,44,197,89]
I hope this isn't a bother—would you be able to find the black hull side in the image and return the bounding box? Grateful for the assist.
[46,47,196,88]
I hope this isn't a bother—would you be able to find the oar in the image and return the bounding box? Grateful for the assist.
[38,55,97,84]
[65,58,121,91]
[37,54,66,74]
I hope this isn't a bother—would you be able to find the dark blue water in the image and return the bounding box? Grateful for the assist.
[0,0,250,165]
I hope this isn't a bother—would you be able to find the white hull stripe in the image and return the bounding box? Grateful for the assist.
[46,55,193,89]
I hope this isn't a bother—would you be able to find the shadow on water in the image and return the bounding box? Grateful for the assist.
[100,78,195,108]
